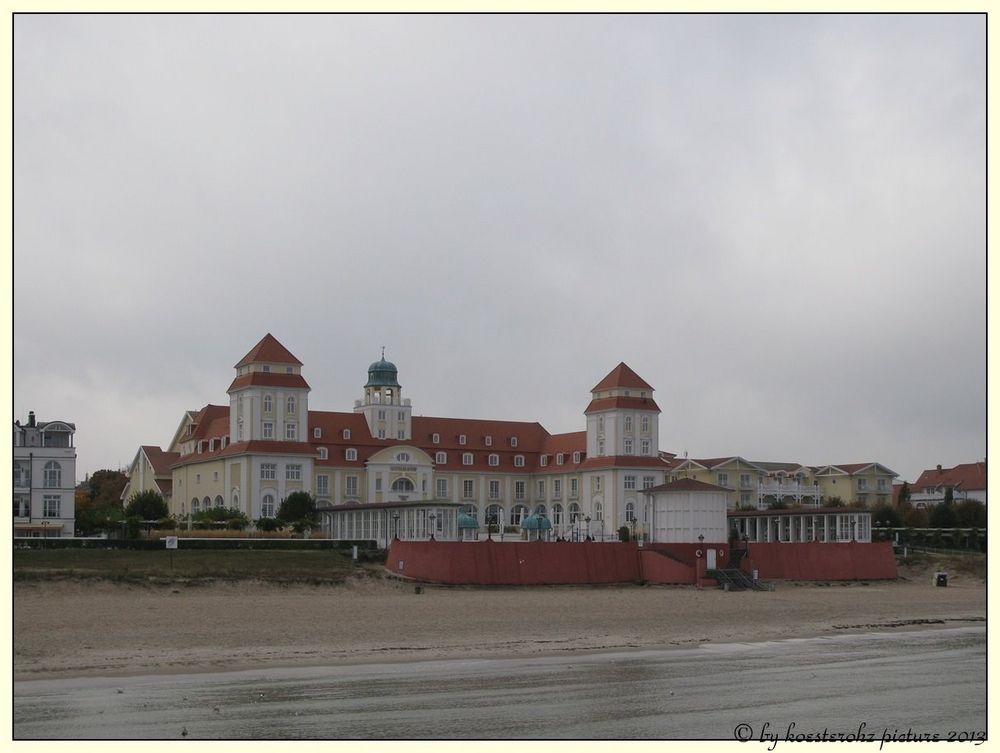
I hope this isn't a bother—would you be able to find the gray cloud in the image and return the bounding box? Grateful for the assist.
[14,14,985,482]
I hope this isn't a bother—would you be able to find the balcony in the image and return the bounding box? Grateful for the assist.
[756,482,822,510]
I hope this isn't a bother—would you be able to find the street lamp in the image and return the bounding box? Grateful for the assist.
[600,518,605,542]
[698,533,705,546]
[850,519,856,542]
[429,513,436,540]
[585,516,591,540]
[392,512,400,540]
[41,520,49,548]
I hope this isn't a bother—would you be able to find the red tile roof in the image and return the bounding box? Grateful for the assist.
[141,446,181,475]
[646,478,728,493]
[578,455,673,471]
[912,462,987,493]
[590,363,654,392]
[584,396,661,414]
[234,333,303,368]
[184,405,229,442]
[227,372,311,392]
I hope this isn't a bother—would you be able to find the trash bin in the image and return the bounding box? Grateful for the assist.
[935,572,948,587]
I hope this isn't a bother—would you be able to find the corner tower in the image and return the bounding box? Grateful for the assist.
[355,349,411,440]
[228,334,310,443]
[585,362,660,458]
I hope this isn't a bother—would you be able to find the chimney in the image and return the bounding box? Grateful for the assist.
[28,411,35,427]
[936,464,943,474]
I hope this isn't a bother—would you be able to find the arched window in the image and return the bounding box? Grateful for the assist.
[569,502,581,523]
[534,503,547,516]
[191,497,200,514]
[594,502,603,521]
[391,477,415,492]
[232,490,240,509]
[262,494,275,518]
[625,501,636,522]
[435,451,447,464]
[263,394,273,413]
[43,461,61,488]
[203,496,211,510]
[461,504,479,522]
[510,504,528,526]
[287,396,296,414]
[624,415,632,432]
[215,495,224,508]
[514,455,524,467]
[485,504,504,528]
[346,448,357,461]
[396,452,410,463]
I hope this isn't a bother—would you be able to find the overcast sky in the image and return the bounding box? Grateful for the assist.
[14,14,985,484]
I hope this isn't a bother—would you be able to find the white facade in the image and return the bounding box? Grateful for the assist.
[13,412,77,537]
[645,483,729,543]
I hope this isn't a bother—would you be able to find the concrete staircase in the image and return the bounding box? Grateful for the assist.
[704,567,770,591]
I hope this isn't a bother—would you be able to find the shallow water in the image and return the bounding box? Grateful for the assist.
[14,626,986,740]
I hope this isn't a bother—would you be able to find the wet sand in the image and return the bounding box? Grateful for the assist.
[14,566,985,681]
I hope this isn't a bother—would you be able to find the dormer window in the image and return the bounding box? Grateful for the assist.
[556,453,564,465]
[262,365,270,373]
[459,435,467,445]
[511,436,518,448]
[540,455,548,467]
[462,453,473,465]
[286,366,293,374]
[572,451,581,464]
[514,455,525,467]
[208,439,215,452]
[343,429,351,440]
[346,448,358,461]
[432,433,440,444]
[318,447,328,460]
[435,451,447,464]
[488,454,499,466]
[314,427,322,439]
[197,441,204,454]
[485,436,492,447]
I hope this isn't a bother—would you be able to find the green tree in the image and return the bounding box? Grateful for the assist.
[871,503,901,528]
[125,489,168,520]
[277,491,318,533]
[618,525,630,542]
[955,499,987,528]
[898,481,911,507]
[928,502,958,529]
[87,469,128,507]
[902,504,928,528]
[943,487,954,506]
[824,496,846,508]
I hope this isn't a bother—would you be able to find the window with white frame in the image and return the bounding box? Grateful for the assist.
[43,461,61,488]
[343,448,356,461]
[740,491,752,506]
[594,501,603,521]
[511,436,518,447]
[641,415,650,433]
[515,480,526,500]
[597,416,604,432]
[569,502,581,523]
[285,423,297,440]
[640,439,650,455]
[318,447,328,460]
[553,479,562,499]
[261,494,275,518]
[514,455,524,467]
[459,434,466,445]
[196,473,201,484]
[597,440,605,455]
[14,494,29,517]
[463,453,473,465]
[553,504,563,525]
[314,427,322,439]
[287,396,295,414]
[642,476,655,490]
[432,432,440,443]
[594,476,603,492]
[877,478,887,491]
[858,478,868,491]
[286,464,302,481]
[435,451,447,464]
[463,479,474,499]
[213,471,219,481]
[570,478,578,497]
[718,473,729,487]
[488,454,499,466]
[238,419,244,441]
[263,394,273,413]
[43,495,61,518]
[378,409,386,420]
[398,411,404,421]
[263,422,274,439]
[740,473,751,488]
[346,475,358,496]
[396,452,410,463]
[397,429,405,439]
[556,454,564,465]
[489,480,500,499]
[209,439,215,452]
[14,462,28,487]
[485,435,492,446]
[343,428,351,440]
[625,502,636,522]
[624,415,632,432]
[572,451,580,464]
[262,365,270,373]
[624,439,634,455]
[378,429,385,438]
[624,475,636,490]
[537,479,545,499]
[436,478,448,498]
[261,463,276,480]
[540,455,548,467]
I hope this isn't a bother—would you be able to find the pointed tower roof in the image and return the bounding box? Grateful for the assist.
[235,334,303,368]
[591,362,654,392]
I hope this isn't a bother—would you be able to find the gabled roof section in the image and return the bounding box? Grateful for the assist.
[912,462,986,492]
[141,446,181,475]
[691,456,765,471]
[591,363,654,392]
[815,462,898,478]
[235,333,303,368]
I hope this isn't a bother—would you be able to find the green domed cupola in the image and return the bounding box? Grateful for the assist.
[365,351,400,389]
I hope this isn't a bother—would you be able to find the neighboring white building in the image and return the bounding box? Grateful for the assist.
[908,462,987,509]
[13,411,77,537]
[643,478,729,544]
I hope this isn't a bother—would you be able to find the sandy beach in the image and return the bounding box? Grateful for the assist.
[13,563,985,682]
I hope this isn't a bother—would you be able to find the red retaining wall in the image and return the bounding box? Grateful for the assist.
[741,541,897,580]
[639,550,697,584]
[387,539,642,585]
